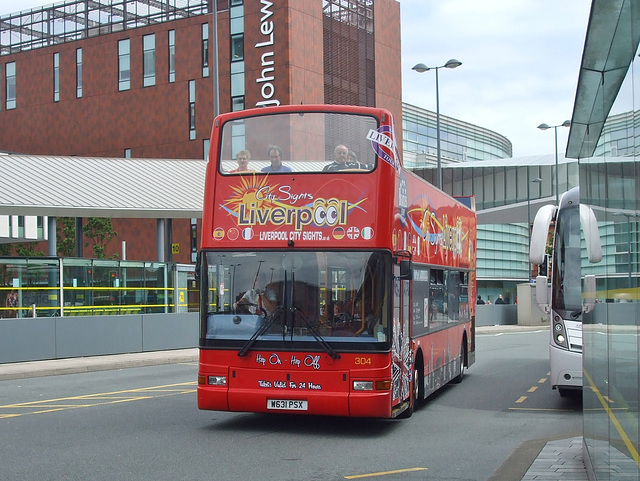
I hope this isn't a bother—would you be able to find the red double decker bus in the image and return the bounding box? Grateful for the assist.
[197,104,476,418]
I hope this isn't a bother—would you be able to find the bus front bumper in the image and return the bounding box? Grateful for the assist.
[549,345,582,389]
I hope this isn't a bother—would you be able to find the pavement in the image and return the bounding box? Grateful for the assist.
[0,323,589,480]
[0,347,199,381]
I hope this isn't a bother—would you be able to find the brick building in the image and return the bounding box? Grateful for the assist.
[0,0,402,262]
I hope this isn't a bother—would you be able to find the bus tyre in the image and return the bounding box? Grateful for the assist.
[399,361,422,419]
[451,340,465,384]
[398,373,416,419]
[412,356,424,408]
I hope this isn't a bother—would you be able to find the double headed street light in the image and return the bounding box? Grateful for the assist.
[412,59,462,190]
[537,120,571,204]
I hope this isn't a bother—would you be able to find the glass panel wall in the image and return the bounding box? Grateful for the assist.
[581,8,640,477]
[0,257,194,318]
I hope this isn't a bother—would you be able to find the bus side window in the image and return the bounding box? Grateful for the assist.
[430,269,446,323]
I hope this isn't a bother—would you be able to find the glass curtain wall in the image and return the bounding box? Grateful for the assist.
[581,8,640,478]
[0,257,196,318]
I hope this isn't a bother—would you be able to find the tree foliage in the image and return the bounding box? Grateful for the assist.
[14,243,44,257]
[83,218,118,259]
[57,217,76,257]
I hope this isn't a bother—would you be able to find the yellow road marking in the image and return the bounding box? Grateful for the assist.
[538,378,547,384]
[528,386,538,393]
[583,369,640,467]
[0,382,196,419]
[508,407,581,412]
[345,467,428,479]
[515,396,527,403]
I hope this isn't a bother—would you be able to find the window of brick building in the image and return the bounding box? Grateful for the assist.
[118,39,131,91]
[189,80,196,140]
[202,24,209,78]
[168,30,176,83]
[231,34,243,61]
[6,62,16,110]
[76,48,83,98]
[53,53,60,102]
[143,34,156,87]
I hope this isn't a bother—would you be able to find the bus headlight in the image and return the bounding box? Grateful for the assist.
[553,321,568,348]
[353,381,374,391]
[352,380,391,391]
[208,375,227,386]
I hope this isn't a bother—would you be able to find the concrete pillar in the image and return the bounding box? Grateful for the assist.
[166,219,173,262]
[47,216,57,256]
[156,218,165,262]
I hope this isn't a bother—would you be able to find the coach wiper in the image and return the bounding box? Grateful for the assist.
[289,305,340,360]
[237,306,283,357]
[289,271,340,360]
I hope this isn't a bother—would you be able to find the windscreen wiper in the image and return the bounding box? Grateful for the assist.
[237,306,283,357]
[289,306,340,360]
[287,272,339,359]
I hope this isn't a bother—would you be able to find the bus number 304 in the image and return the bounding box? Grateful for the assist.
[355,357,372,365]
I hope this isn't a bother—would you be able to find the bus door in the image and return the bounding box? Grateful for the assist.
[392,265,412,408]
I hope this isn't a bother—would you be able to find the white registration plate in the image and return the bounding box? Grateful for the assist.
[267,399,308,411]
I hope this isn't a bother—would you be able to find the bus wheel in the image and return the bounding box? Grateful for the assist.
[412,364,420,406]
[398,362,422,419]
[451,341,465,384]
[412,356,424,408]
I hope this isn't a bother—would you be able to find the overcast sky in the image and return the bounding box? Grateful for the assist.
[1,0,592,158]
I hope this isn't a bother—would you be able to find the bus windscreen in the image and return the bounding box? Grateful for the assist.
[202,250,390,347]
[218,111,379,174]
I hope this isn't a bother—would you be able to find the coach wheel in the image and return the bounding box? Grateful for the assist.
[413,356,424,407]
[451,340,465,384]
[399,360,423,419]
[412,365,420,405]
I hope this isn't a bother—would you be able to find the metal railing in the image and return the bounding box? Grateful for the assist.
[0,257,197,318]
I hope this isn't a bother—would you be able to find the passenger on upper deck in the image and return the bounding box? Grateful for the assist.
[262,145,292,173]
[323,144,369,171]
[229,150,255,173]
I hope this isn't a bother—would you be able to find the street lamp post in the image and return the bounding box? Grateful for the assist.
[412,59,462,190]
[537,120,570,204]
[528,177,543,282]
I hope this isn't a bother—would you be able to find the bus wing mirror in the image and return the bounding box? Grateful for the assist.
[535,275,550,313]
[579,204,602,263]
[530,204,556,265]
[583,274,596,313]
[399,259,412,280]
